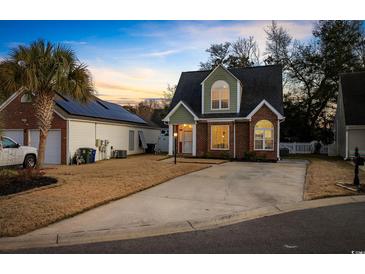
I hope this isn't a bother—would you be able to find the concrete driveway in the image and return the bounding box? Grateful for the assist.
[28,161,306,236]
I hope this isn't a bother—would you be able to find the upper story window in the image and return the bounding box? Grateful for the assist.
[211,80,229,110]
[254,120,274,151]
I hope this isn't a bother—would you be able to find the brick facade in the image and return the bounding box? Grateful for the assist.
[196,121,208,157]
[194,105,279,161]
[1,93,68,164]
[235,121,250,159]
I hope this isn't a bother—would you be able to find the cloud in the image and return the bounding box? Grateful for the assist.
[143,49,181,57]
[95,81,163,96]
[173,21,314,54]
[6,41,26,48]
[88,65,178,104]
[61,40,88,45]
[127,21,314,57]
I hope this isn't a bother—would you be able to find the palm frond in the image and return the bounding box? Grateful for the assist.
[0,39,95,101]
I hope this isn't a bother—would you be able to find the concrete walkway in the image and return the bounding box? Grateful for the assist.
[30,161,305,235]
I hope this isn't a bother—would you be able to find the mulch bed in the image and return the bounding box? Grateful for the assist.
[0,177,58,196]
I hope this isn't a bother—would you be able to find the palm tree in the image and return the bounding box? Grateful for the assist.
[0,39,95,167]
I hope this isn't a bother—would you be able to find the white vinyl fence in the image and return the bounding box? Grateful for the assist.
[280,141,328,154]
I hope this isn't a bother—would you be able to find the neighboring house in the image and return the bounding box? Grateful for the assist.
[0,91,160,164]
[162,64,284,161]
[334,71,365,159]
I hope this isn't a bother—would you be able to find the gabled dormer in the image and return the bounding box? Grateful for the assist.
[201,64,242,114]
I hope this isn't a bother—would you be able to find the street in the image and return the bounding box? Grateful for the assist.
[6,202,365,254]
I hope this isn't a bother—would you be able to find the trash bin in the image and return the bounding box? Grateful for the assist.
[79,147,95,164]
[90,149,96,163]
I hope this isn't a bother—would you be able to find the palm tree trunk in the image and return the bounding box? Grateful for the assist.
[34,93,55,167]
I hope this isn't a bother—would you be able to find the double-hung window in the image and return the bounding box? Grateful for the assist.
[211,125,229,150]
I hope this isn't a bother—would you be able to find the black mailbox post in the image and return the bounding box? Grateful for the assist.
[353,147,364,191]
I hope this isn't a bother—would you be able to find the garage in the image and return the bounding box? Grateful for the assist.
[29,129,61,164]
[2,129,24,145]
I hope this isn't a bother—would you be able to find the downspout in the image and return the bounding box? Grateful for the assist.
[345,130,349,160]
[233,122,236,159]
[277,119,281,160]
[168,124,173,155]
[66,120,70,165]
[192,123,197,157]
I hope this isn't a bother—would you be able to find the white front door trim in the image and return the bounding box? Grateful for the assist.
[168,124,173,156]
[192,123,197,156]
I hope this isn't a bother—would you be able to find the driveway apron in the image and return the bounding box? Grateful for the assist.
[26,161,307,236]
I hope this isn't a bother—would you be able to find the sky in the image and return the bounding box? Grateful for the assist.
[0,20,315,105]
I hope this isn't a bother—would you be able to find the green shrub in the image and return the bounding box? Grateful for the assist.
[243,151,257,161]
[219,151,230,159]
[0,169,18,179]
[205,151,213,158]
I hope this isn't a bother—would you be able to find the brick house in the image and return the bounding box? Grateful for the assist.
[0,92,160,164]
[162,64,284,161]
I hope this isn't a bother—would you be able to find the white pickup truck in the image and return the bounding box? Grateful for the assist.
[0,136,38,168]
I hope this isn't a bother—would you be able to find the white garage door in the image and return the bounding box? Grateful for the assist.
[30,129,61,164]
[2,130,24,145]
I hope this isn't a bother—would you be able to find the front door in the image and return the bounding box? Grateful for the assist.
[183,130,192,154]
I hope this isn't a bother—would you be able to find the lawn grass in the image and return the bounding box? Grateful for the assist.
[284,154,365,200]
[0,154,210,237]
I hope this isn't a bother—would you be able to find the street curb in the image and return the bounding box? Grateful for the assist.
[0,194,364,251]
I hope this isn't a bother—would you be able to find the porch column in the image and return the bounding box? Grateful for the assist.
[192,123,197,156]
[168,124,173,155]
[277,120,281,160]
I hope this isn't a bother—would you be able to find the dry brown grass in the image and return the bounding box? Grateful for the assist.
[0,154,210,237]
[286,155,365,200]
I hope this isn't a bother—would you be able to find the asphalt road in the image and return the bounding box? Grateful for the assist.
[7,202,365,254]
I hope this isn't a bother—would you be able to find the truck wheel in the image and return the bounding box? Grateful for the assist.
[23,155,36,168]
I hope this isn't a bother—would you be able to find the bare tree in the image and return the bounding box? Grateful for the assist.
[227,36,260,68]
[163,84,176,100]
[199,42,231,70]
[264,21,292,67]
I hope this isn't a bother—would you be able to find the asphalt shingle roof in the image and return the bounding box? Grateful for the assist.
[169,65,283,118]
[340,71,365,125]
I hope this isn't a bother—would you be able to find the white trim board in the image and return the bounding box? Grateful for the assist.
[346,125,365,130]
[200,64,240,84]
[201,82,205,115]
[246,99,285,120]
[162,101,199,122]
[0,90,22,111]
[236,81,241,113]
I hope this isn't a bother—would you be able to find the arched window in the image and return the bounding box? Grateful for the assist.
[211,80,229,110]
[254,120,274,150]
